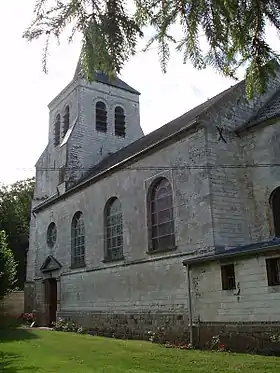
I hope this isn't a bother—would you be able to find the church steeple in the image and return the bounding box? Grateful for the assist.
[33,56,143,200]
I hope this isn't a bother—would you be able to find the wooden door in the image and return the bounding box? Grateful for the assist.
[45,278,57,326]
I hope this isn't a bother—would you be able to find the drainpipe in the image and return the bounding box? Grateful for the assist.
[186,264,193,346]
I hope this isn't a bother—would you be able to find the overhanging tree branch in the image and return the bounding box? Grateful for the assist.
[23,0,280,98]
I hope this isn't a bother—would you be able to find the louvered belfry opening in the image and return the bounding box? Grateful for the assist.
[96,101,107,132]
[115,106,126,137]
[63,105,70,137]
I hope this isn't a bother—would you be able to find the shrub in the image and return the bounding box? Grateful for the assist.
[0,231,17,299]
[209,335,226,352]
[53,318,85,334]
[20,312,35,326]
[147,327,166,343]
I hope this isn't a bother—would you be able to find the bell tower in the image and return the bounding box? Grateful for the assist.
[33,59,143,203]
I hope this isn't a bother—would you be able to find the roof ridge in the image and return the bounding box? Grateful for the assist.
[74,59,140,95]
[76,79,244,186]
[237,86,280,132]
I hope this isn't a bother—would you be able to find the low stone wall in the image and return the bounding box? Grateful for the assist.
[56,312,280,354]
[0,291,24,318]
[196,322,280,355]
[57,311,189,342]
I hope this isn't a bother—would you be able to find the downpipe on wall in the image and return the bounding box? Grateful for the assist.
[186,264,193,346]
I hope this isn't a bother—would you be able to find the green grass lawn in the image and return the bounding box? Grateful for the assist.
[1,328,280,373]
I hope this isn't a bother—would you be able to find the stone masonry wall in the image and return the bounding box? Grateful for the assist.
[34,75,142,199]
[32,127,213,277]
[239,118,280,242]
[202,70,280,248]
[66,82,142,185]
[186,253,280,353]
[0,291,24,318]
[57,311,189,341]
[197,322,280,354]
[190,254,280,323]
[28,127,213,327]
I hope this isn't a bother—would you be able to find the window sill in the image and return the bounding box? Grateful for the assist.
[146,246,177,255]
[70,263,86,269]
[102,256,124,264]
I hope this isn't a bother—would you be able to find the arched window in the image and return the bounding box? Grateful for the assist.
[47,222,57,248]
[105,198,123,261]
[71,212,85,267]
[270,187,280,237]
[54,114,61,146]
[114,106,126,137]
[63,105,70,137]
[96,101,107,132]
[148,178,175,252]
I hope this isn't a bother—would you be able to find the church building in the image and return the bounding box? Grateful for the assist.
[25,60,280,349]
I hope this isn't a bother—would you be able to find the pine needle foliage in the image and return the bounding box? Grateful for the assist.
[24,0,280,98]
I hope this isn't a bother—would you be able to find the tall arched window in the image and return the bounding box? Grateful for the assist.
[47,222,57,248]
[63,105,70,137]
[54,114,61,146]
[114,106,126,137]
[105,198,123,261]
[71,212,85,267]
[96,101,107,132]
[148,178,175,252]
[270,187,280,237]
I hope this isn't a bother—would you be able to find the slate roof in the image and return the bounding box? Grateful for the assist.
[33,80,245,213]
[33,71,280,212]
[74,61,140,95]
[238,87,280,132]
[182,238,280,266]
[78,82,243,186]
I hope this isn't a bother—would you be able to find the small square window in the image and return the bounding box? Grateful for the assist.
[266,257,280,286]
[221,264,236,290]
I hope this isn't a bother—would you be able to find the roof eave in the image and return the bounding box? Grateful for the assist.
[33,119,200,213]
[236,114,280,136]
[48,78,80,109]
[182,243,280,267]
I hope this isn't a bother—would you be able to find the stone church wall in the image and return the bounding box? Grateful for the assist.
[27,127,214,330]
[190,253,280,352]
[191,255,280,323]
[57,255,189,340]
[26,65,280,348]
[201,72,280,248]
[204,117,280,249]
[239,118,280,242]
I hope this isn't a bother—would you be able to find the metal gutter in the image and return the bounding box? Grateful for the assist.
[182,243,280,267]
[186,264,193,346]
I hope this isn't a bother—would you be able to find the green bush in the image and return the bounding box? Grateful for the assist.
[53,318,85,334]
[0,230,17,299]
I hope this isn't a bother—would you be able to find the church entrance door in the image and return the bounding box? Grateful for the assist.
[45,278,57,326]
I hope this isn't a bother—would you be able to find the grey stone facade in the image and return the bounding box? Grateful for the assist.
[25,61,280,350]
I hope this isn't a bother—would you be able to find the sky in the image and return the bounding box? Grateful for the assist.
[0,2,279,185]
